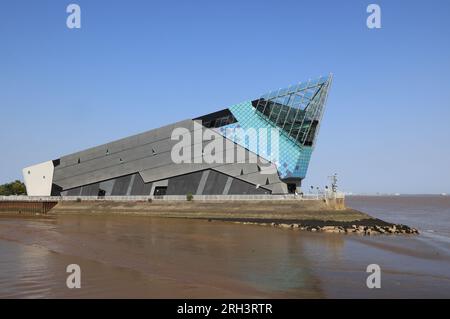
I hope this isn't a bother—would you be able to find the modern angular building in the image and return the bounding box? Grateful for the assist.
[23,75,332,196]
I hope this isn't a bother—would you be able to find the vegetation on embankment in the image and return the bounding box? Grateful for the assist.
[0,180,26,196]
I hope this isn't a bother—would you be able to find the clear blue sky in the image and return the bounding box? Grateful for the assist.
[1,0,449,194]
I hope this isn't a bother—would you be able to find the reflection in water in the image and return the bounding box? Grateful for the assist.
[1,196,450,299]
[0,215,327,298]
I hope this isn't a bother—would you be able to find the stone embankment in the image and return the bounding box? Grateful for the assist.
[231,220,419,235]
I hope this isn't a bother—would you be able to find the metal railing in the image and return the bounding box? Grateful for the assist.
[0,192,344,202]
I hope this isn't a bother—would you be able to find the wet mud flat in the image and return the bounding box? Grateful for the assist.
[0,213,447,298]
[45,200,419,235]
[2,196,450,298]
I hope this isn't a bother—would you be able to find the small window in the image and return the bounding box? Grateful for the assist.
[28,171,30,175]
[106,149,109,155]
[119,158,123,163]
[153,186,167,196]
[152,148,156,156]
[43,176,46,179]
[77,158,81,164]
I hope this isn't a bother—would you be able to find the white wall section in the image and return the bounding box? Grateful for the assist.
[22,161,54,196]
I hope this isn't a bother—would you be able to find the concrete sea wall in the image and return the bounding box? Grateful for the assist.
[0,195,419,235]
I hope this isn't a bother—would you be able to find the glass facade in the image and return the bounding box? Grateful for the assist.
[252,75,331,147]
[214,75,332,180]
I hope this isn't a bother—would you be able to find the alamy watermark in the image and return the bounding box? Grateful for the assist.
[66,4,81,29]
[366,264,381,288]
[64,4,381,30]
[367,4,381,29]
[170,121,281,174]
[66,264,81,289]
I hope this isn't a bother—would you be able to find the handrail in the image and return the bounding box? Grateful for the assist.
[0,193,344,202]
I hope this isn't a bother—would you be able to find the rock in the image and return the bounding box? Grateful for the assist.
[321,226,336,232]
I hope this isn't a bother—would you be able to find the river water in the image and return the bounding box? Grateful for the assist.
[0,195,449,298]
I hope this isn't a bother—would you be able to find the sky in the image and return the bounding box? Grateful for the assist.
[1,0,449,194]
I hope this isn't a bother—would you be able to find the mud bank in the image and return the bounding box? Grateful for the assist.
[44,200,419,235]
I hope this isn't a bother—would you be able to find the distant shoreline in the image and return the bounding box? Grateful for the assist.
[347,194,448,197]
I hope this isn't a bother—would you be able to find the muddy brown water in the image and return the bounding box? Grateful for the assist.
[0,195,449,298]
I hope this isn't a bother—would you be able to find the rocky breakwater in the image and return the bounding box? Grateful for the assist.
[233,219,419,235]
[290,224,419,235]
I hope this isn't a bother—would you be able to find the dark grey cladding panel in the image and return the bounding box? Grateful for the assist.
[54,141,217,190]
[111,175,132,195]
[53,119,204,189]
[99,179,115,196]
[166,171,204,195]
[138,142,270,185]
[51,183,63,196]
[54,137,176,182]
[65,187,81,196]
[52,118,279,192]
[228,178,271,195]
[202,170,229,195]
[52,159,60,167]
[60,169,272,196]
[130,173,152,196]
[54,123,217,181]
[81,183,100,196]
[57,119,193,168]
[140,163,210,184]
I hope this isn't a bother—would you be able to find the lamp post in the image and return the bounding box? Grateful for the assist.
[328,173,338,193]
